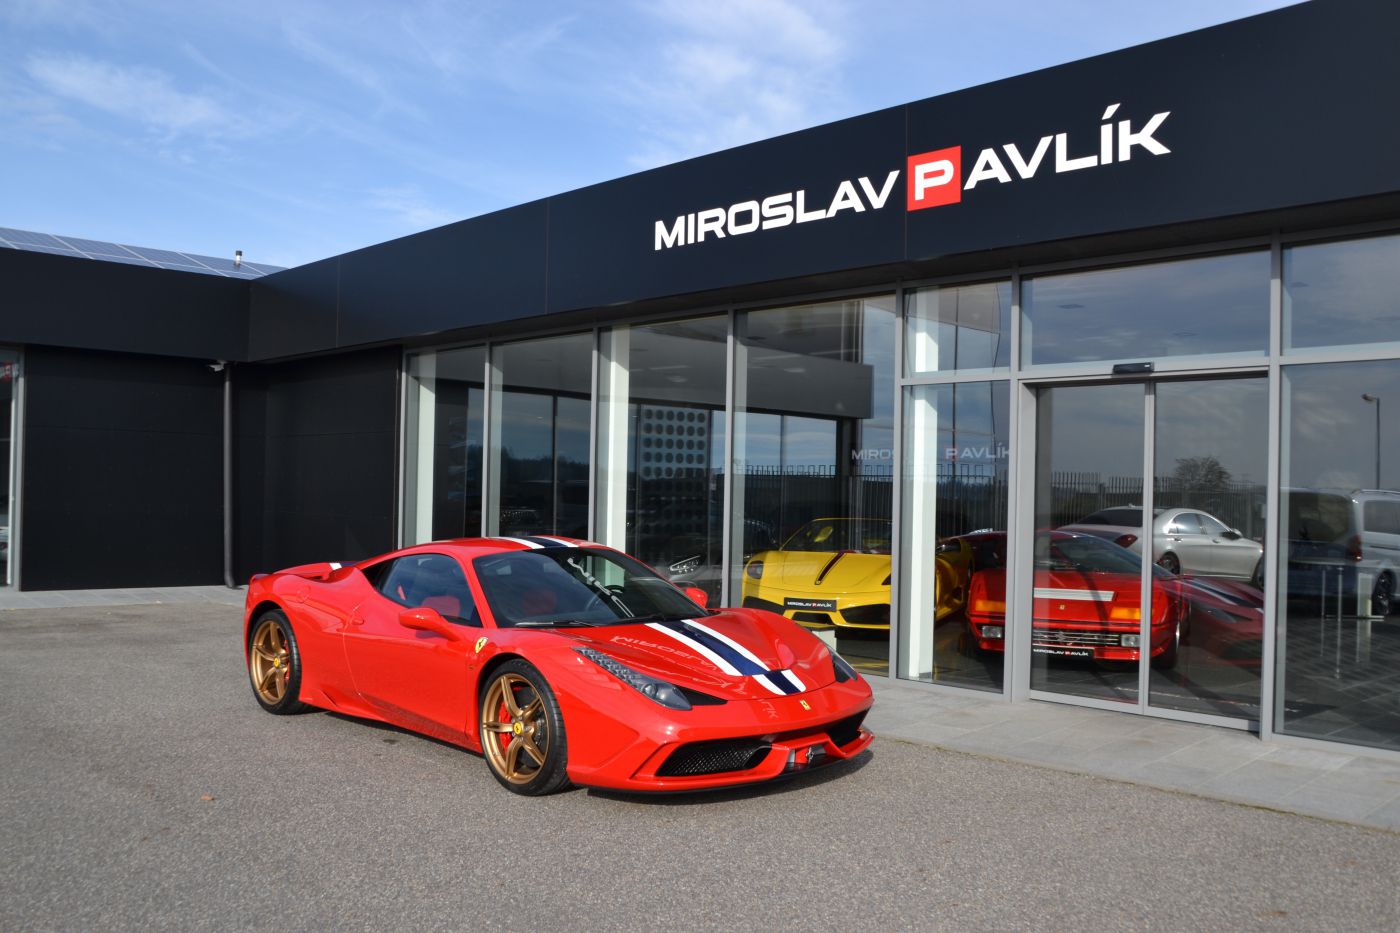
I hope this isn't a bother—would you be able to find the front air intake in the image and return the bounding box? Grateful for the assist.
[657,739,771,777]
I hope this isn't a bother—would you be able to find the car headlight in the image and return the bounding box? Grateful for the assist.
[830,648,861,684]
[575,646,692,710]
[746,559,764,580]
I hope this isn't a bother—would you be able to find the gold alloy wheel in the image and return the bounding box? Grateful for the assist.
[250,618,292,704]
[481,672,548,784]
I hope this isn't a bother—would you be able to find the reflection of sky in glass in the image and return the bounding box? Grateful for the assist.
[1156,380,1267,487]
[1285,234,1400,351]
[1040,383,1143,477]
[906,281,1011,374]
[1285,360,1400,492]
[1024,252,1269,365]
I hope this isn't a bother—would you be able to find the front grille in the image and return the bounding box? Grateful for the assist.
[792,611,835,625]
[840,604,890,626]
[742,596,785,615]
[1033,629,1120,646]
[825,712,867,748]
[657,739,771,777]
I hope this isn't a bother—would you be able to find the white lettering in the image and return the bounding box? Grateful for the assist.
[826,179,865,216]
[795,189,827,223]
[761,192,794,229]
[1002,136,1052,180]
[1100,102,1121,165]
[727,200,760,235]
[915,160,955,198]
[1118,111,1171,160]
[654,217,685,251]
[964,148,1012,189]
[695,207,726,241]
[858,170,900,209]
[1055,132,1098,172]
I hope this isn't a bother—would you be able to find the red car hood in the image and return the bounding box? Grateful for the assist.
[557,608,833,701]
[978,567,1178,624]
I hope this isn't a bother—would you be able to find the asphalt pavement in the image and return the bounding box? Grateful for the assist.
[2,603,1398,931]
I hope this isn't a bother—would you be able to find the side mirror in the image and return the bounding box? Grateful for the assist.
[1222,529,1242,540]
[399,607,462,641]
[683,586,710,609]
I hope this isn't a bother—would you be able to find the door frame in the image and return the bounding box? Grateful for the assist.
[1012,370,1270,732]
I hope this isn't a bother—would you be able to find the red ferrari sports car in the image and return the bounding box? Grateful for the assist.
[244,536,873,795]
[965,531,1188,667]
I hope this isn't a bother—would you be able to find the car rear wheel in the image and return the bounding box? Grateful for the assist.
[479,660,570,796]
[1152,618,1182,670]
[248,610,311,714]
[1157,552,1181,575]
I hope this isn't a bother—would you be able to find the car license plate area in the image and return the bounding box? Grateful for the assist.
[1033,645,1096,659]
[784,597,837,612]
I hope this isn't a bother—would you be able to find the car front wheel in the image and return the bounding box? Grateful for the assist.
[479,660,571,796]
[248,609,311,715]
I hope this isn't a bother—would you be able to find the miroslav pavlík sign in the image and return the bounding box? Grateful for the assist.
[653,103,1172,251]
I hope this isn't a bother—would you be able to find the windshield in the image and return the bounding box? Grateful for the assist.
[782,519,892,554]
[1035,532,1169,578]
[473,547,705,628]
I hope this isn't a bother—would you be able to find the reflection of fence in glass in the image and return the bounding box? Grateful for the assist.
[936,462,1008,535]
[1048,471,1265,539]
[739,466,892,544]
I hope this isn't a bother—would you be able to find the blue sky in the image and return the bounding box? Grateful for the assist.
[1,0,1294,269]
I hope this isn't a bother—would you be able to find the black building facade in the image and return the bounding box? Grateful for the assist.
[5,0,1400,755]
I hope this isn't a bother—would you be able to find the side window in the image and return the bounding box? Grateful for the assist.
[1197,514,1227,536]
[1364,500,1400,535]
[1171,514,1203,535]
[375,553,479,625]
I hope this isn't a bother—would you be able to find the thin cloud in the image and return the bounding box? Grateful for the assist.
[25,52,254,139]
[368,185,459,232]
[623,0,852,168]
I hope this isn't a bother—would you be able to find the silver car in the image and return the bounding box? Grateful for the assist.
[1059,506,1264,583]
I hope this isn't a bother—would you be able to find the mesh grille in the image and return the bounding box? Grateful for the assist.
[1033,629,1121,646]
[741,596,784,614]
[657,739,771,777]
[840,604,890,626]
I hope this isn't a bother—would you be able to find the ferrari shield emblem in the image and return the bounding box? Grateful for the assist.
[799,700,811,710]
[474,637,488,654]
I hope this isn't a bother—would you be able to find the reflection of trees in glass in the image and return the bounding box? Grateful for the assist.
[1172,455,1232,494]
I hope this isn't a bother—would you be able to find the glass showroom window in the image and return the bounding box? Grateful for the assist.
[733,297,896,676]
[1280,360,1400,752]
[487,334,592,538]
[905,280,1011,375]
[898,381,1009,690]
[595,316,728,603]
[1284,232,1400,352]
[403,347,486,544]
[0,349,16,585]
[1022,251,1269,367]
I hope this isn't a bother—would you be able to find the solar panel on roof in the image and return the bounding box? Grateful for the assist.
[0,228,66,248]
[126,245,196,265]
[0,227,282,276]
[52,235,142,258]
[12,243,83,257]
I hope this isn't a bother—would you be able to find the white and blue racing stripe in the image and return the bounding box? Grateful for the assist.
[647,618,806,697]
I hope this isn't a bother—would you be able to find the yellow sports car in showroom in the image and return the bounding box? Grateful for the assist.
[741,518,971,630]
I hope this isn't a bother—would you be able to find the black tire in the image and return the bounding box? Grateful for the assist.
[1250,557,1265,590]
[1372,572,1395,617]
[1158,552,1181,576]
[478,659,570,796]
[247,608,311,715]
[1152,618,1182,670]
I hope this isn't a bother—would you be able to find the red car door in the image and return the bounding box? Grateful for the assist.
[341,553,477,745]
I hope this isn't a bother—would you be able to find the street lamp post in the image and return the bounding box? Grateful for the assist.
[1362,393,1382,488]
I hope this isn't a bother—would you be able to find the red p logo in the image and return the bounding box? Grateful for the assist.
[907,147,962,210]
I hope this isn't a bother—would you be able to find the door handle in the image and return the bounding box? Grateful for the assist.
[349,615,365,626]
